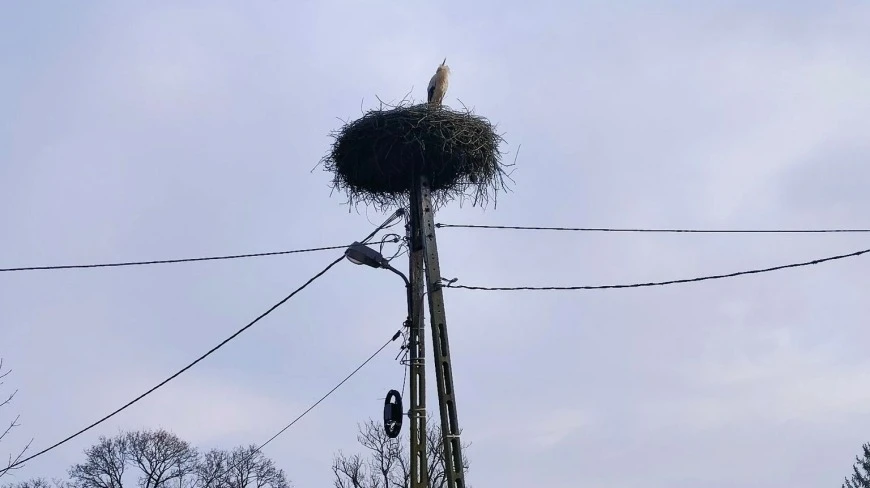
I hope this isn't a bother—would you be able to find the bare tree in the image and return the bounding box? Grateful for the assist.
[1,479,52,488]
[2,477,71,488]
[20,430,289,488]
[227,446,288,488]
[69,435,129,488]
[196,446,289,488]
[125,430,198,488]
[68,429,198,488]
[194,450,226,488]
[0,359,33,480]
[332,453,369,488]
[332,419,470,488]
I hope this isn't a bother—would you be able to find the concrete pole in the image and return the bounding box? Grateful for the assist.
[417,175,466,488]
[408,175,429,488]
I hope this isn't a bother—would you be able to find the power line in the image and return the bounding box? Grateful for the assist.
[0,255,344,474]
[0,242,397,273]
[444,247,870,291]
[0,210,405,474]
[205,329,403,487]
[435,223,870,234]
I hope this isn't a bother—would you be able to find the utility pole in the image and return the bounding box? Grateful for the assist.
[414,175,467,488]
[407,173,428,488]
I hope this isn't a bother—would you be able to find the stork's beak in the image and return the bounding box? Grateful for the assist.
[441,57,447,66]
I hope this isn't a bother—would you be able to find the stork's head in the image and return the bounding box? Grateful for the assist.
[436,58,450,75]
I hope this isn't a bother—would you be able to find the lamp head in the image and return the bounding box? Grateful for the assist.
[344,242,389,269]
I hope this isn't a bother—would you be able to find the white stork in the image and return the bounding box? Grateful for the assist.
[427,58,450,107]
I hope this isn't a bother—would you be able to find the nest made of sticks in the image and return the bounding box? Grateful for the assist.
[319,99,513,211]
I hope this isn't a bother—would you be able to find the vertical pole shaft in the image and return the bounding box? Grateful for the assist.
[418,175,466,488]
[408,176,429,488]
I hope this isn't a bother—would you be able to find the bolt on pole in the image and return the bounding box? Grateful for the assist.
[417,175,466,488]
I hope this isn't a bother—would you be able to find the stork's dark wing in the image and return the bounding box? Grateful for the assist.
[427,84,435,103]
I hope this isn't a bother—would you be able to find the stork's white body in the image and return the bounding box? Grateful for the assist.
[427,58,450,107]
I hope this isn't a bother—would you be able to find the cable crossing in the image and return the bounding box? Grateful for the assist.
[0,210,405,475]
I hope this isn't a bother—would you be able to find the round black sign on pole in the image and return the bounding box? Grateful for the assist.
[384,389,403,438]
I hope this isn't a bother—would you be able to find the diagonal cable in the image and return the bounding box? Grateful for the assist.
[204,329,403,487]
[0,210,404,474]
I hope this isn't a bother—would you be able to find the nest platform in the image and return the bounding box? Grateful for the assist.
[321,102,510,210]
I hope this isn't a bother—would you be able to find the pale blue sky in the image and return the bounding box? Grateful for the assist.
[2,2,869,487]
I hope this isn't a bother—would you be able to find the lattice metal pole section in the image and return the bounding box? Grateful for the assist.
[418,175,466,488]
[408,176,429,488]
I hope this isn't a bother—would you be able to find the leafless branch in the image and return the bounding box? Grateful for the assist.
[0,358,31,480]
[11,430,291,488]
[331,418,470,488]
[0,391,16,410]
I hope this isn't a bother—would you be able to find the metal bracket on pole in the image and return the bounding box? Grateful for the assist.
[418,175,466,488]
[408,173,429,488]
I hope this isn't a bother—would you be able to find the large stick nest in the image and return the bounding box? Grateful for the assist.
[320,99,513,211]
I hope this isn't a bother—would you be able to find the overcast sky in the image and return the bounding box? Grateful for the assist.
[2,2,870,487]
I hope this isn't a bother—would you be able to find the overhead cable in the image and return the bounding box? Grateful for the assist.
[444,247,870,291]
[0,242,397,273]
[0,209,404,474]
[435,223,870,234]
[204,329,403,487]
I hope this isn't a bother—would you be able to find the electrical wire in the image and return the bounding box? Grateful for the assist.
[204,329,403,487]
[378,233,402,257]
[444,247,870,291]
[0,255,344,475]
[435,223,870,234]
[386,240,408,263]
[0,210,405,475]
[400,352,409,399]
[0,243,402,273]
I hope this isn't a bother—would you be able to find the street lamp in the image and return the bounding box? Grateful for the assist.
[345,241,411,440]
[344,241,409,288]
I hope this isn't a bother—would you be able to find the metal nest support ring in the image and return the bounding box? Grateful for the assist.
[383,389,403,438]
